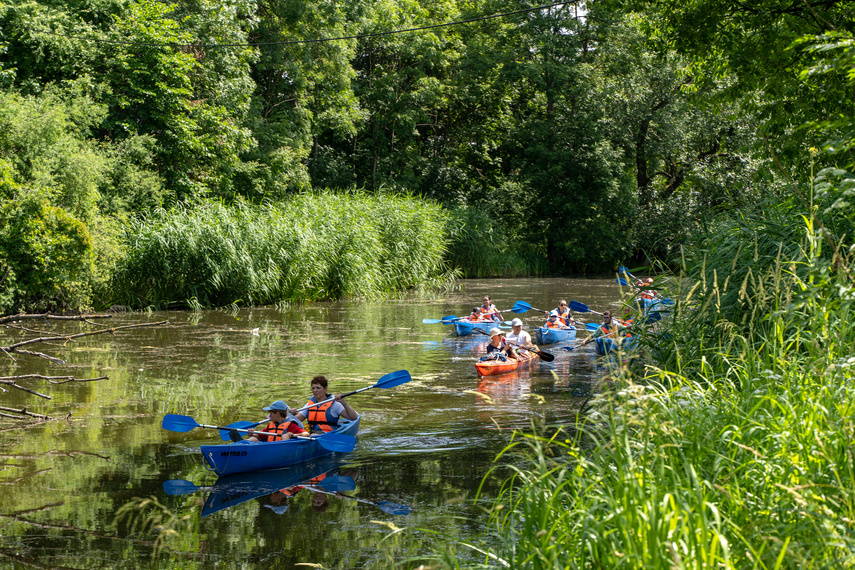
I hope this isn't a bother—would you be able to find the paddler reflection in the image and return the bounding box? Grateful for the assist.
[261,466,358,514]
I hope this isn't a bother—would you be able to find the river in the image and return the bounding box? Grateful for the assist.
[0,277,629,568]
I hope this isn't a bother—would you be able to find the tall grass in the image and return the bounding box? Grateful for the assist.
[113,191,456,308]
[435,190,855,567]
[445,207,546,278]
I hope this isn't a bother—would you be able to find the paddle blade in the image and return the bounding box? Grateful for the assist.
[585,322,600,331]
[537,351,555,362]
[561,344,581,352]
[616,277,629,286]
[374,370,412,389]
[316,476,356,493]
[163,479,201,496]
[511,301,531,313]
[422,318,443,324]
[219,420,258,441]
[568,301,590,313]
[619,265,629,274]
[440,315,460,324]
[375,501,412,516]
[162,414,200,433]
[316,434,357,453]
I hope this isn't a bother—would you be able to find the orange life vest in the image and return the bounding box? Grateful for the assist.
[307,397,339,433]
[260,421,292,442]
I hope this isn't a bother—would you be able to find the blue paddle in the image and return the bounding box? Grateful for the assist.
[510,301,550,314]
[619,265,638,280]
[568,300,601,315]
[161,414,356,452]
[291,370,412,417]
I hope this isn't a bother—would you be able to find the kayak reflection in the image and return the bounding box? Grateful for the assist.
[163,454,411,518]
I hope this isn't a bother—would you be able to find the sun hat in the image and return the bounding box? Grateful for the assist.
[263,400,289,412]
[488,327,505,337]
[510,318,523,326]
[549,310,558,316]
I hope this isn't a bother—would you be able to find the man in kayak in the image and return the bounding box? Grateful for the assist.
[238,401,309,442]
[294,375,358,434]
[505,318,533,357]
[582,311,629,346]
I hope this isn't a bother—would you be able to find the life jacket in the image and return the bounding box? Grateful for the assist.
[600,324,618,338]
[546,320,563,329]
[554,307,571,326]
[641,290,656,300]
[280,472,328,495]
[260,421,292,442]
[307,397,340,433]
[481,304,500,321]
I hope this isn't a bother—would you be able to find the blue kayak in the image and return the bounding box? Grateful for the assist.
[535,326,577,345]
[453,319,496,337]
[201,416,360,476]
[594,336,636,356]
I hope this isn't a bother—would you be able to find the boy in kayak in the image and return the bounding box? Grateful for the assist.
[235,400,309,442]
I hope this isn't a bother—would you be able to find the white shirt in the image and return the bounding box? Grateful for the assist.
[505,329,532,348]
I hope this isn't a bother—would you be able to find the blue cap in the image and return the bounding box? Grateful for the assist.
[264,504,288,514]
[262,400,289,412]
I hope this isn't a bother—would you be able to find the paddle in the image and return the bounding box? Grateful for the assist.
[292,370,412,417]
[561,342,586,352]
[161,414,356,452]
[163,475,357,497]
[619,265,639,280]
[568,300,602,316]
[303,485,412,516]
[422,315,465,324]
[509,301,549,314]
[504,341,555,362]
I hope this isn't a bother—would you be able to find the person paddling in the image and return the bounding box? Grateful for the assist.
[294,375,358,434]
[233,400,309,442]
[482,327,515,360]
[480,296,503,322]
[581,310,628,347]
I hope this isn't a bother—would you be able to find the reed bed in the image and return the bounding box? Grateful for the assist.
[438,197,855,568]
[113,191,455,308]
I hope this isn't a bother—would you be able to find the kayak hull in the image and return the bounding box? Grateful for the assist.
[454,319,497,337]
[201,416,359,476]
[535,326,577,345]
[594,337,636,356]
[475,349,539,376]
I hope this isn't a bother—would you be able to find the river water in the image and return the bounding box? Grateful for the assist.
[0,278,628,568]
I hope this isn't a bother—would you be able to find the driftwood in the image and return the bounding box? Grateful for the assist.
[0,316,170,419]
[1,320,169,363]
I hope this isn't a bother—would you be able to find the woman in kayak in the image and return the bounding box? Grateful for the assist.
[294,375,358,434]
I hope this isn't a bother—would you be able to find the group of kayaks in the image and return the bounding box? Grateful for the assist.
[161,270,669,494]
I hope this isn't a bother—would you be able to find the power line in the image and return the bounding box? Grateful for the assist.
[34,1,579,49]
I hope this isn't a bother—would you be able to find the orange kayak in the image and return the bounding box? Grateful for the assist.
[474,349,539,377]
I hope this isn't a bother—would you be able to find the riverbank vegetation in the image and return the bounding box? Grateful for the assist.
[428,0,855,566]
[4,0,825,312]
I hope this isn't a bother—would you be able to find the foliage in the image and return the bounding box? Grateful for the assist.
[0,192,94,313]
[112,192,456,308]
[438,189,855,567]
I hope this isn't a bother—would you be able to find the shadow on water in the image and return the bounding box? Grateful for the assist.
[0,277,628,568]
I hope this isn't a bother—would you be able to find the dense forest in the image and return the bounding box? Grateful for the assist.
[0,0,853,311]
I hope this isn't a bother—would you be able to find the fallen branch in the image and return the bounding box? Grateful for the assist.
[1,321,169,362]
[0,313,112,325]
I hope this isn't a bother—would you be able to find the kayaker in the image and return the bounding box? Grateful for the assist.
[505,318,533,356]
[482,327,515,360]
[480,296,503,322]
[545,311,571,329]
[469,306,489,321]
[241,400,310,442]
[294,375,358,434]
[581,310,628,346]
[552,300,575,327]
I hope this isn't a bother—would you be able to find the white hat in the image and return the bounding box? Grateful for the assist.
[510,318,523,326]
[488,327,505,337]
[549,310,558,317]
[264,504,289,514]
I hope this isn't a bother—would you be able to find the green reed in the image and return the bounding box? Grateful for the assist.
[113,191,456,308]
[435,197,855,568]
